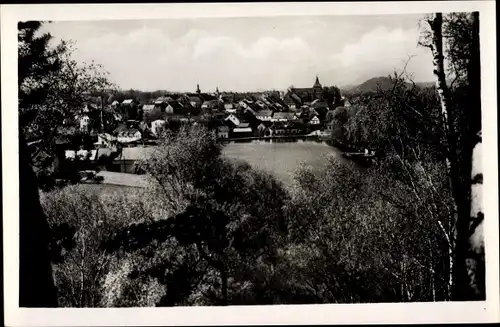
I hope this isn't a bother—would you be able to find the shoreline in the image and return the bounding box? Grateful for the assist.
[222,134,326,142]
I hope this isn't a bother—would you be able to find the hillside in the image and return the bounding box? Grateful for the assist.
[342,76,435,94]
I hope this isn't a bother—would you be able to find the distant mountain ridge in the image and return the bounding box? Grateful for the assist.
[341,76,436,94]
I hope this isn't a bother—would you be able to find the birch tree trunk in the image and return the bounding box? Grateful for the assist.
[428,12,484,301]
[466,11,485,300]
[428,13,458,300]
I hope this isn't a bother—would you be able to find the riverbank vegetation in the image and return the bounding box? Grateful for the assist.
[21,12,484,307]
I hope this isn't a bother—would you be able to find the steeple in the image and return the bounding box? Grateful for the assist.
[196,83,201,94]
[313,74,322,88]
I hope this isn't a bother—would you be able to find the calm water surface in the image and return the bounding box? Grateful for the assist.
[223,140,344,186]
[86,140,346,194]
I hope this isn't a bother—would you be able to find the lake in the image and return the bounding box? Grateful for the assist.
[223,139,344,186]
[86,139,345,194]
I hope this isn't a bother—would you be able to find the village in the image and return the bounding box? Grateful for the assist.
[53,76,353,178]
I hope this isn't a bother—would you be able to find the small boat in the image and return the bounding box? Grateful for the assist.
[342,149,376,167]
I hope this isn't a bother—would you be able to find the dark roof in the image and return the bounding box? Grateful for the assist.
[189,96,203,103]
[199,93,217,101]
[312,100,329,109]
[213,112,226,119]
[96,147,117,160]
[271,121,304,130]
[291,88,313,94]
[283,97,296,105]
[257,121,273,128]
[244,107,257,116]
[217,126,229,132]
[167,101,183,109]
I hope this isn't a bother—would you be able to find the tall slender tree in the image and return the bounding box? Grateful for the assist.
[18,20,114,306]
[422,12,484,300]
[18,21,60,307]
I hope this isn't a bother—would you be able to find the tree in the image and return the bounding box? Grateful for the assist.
[284,153,453,303]
[18,21,114,188]
[321,68,459,301]
[19,134,59,307]
[41,185,153,307]
[18,20,63,307]
[421,12,484,300]
[343,73,444,159]
[322,86,343,108]
[102,125,289,306]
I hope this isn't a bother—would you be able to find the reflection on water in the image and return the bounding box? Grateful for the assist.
[223,140,343,187]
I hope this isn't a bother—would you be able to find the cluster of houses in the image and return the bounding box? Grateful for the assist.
[62,76,344,174]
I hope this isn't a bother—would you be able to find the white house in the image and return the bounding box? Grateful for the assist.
[95,133,117,148]
[308,115,321,125]
[142,104,156,113]
[225,114,240,127]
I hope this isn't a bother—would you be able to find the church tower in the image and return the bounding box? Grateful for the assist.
[313,74,322,89]
[196,83,201,94]
[216,87,221,101]
[313,74,323,98]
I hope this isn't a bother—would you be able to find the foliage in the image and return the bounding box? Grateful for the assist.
[101,125,289,306]
[41,185,153,307]
[283,151,454,302]
[333,73,445,162]
[321,85,343,108]
[419,12,483,300]
[18,21,114,189]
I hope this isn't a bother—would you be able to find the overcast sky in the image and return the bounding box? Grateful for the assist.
[41,14,434,92]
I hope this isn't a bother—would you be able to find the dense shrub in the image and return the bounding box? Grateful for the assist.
[41,120,456,306]
[41,185,154,307]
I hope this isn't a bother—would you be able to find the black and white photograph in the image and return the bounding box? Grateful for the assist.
[2,1,499,325]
